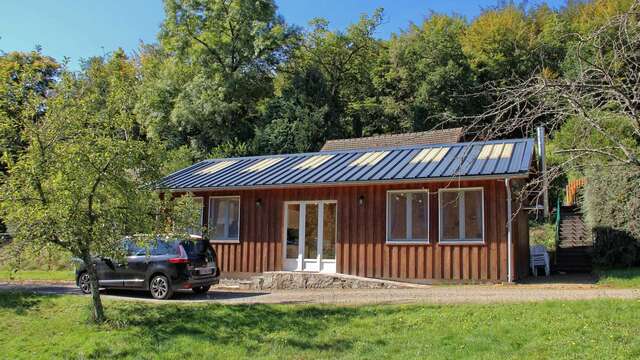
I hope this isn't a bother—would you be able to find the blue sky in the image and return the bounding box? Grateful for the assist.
[1,0,567,69]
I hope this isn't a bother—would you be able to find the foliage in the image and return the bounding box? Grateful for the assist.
[130,0,639,162]
[583,167,640,240]
[529,221,556,250]
[592,227,640,268]
[585,165,640,268]
[2,293,640,358]
[137,0,299,155]
[382,14,477,130]
[273,9,385,144]
[0,51,202,322]
[461,4,566,83]
[0,49,60,168]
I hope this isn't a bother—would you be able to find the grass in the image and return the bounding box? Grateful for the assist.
[0,269,75,282]
[596,268,640,288]
[1,292,640,359]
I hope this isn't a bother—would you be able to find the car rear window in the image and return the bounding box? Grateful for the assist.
[180,240,209,256]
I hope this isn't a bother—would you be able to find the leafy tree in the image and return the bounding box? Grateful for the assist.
[380,14,477,130]
[284,10,385,140]
[137,0,298,155]
[462,3,640,231]
[0,52,200,323]
[0,49,60,170]
[461,4,566,83]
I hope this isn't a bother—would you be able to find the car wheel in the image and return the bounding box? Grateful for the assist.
[78,272,92,294]
[149,274,173,300]
[192,285,211,294]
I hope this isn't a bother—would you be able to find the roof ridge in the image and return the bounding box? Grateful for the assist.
[324,127,464,144]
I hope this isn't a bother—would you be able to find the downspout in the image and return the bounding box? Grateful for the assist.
[505,178,513,283]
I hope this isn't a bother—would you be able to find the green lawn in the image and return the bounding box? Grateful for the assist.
[1,292,640,359]
[0,270,75,282]
[596,268,640,288]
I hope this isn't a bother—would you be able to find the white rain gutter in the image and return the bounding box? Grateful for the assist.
[505,177,513,283]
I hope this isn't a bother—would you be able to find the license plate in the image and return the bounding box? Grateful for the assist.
[198,267,212,275]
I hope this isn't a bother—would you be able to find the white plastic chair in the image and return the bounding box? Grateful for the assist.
[530,245,550,276]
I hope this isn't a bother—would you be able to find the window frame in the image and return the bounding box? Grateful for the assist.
[385,189,430,244]
[208,196,241,243]
[438,187,485,245]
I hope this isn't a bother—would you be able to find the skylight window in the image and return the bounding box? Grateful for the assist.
[195,160,237,175]
[501,143,514,158]
[478,143,514,160]
[241,158,283,172]
[293,155,334,170]
[350,151,390,166]
[411,147,449,164]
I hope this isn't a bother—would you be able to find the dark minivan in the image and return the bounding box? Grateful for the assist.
[76,237,220,299]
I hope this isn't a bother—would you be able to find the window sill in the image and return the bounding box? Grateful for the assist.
[210,239,240,244]
[385,240,430,245]
[438,241,485,245]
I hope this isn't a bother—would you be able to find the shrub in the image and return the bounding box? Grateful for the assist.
[581,167,640,267]
[592,227,640,267]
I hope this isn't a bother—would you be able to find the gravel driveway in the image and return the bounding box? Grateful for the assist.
[2,281,639,305]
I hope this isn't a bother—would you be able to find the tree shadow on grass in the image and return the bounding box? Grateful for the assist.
[0,291,49,315]
[105,302,399,356]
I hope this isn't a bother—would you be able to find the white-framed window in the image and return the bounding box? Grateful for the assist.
[208,196,240,242]
[186,197,204,236]
[386,190,429,243]
[438,188,484,244]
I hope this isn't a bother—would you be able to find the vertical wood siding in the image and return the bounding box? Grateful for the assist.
[194,179,526,282]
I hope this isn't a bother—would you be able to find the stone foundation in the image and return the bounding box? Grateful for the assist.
[248,271,417,290]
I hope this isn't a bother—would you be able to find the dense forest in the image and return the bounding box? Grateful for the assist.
[1,0,633,164]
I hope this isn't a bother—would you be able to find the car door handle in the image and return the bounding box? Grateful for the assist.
[116,263,126,267]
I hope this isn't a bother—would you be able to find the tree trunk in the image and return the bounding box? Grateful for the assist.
[81,252,105,323]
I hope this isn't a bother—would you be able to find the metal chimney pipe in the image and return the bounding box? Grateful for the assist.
[537,126,549,218]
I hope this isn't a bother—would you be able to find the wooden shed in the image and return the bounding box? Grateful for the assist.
[159,137,534,283]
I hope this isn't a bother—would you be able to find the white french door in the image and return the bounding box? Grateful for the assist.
[283,200,337,272]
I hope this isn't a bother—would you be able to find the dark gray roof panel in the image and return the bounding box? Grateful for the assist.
[158,138,535,190]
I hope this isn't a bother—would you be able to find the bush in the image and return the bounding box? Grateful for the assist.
[583,167,640,239]
[581,166,640,267]
[592,227,640,268]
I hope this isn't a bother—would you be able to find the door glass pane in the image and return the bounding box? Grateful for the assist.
[441,192,460,240]
[388,193,407,240]
[304,204,318,259]
[464,190,483,240]
[411,192,428,240]
[286,204,300,259]
[323,203,336,259]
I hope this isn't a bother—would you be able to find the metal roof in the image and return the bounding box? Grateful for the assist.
[158,138,535,191]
